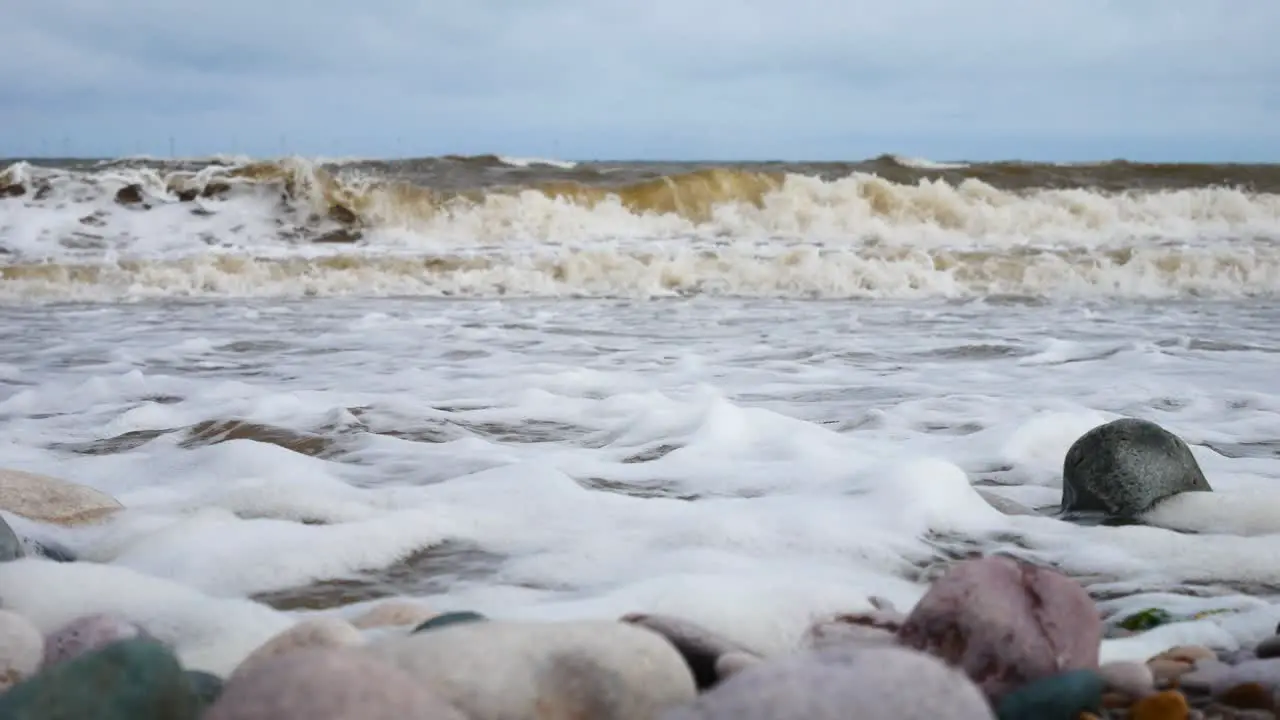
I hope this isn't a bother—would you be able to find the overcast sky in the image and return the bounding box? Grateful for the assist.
[2,0,1277,161]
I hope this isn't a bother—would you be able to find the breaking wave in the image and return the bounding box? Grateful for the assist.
[1,155,1278,302]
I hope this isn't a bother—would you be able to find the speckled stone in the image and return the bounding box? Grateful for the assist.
[203,647,465,720]
[230,617,364,681]
[42,613,150,670]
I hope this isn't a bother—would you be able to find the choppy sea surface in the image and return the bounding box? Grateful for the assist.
[1,153,1279,673]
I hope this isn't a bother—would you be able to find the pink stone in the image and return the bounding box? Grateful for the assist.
[42,613,149,669]
[896,555,1102,701]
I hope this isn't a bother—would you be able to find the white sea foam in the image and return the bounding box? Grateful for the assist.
[0,297,1278,670]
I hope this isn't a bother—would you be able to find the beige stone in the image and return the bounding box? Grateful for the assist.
[369,619,696,720]
[231,617,364,681]
[0,609,44,691]
[0,468,122,526]
[349,600,436,630]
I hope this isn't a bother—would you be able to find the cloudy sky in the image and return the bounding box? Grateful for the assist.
[3,0,1277,161]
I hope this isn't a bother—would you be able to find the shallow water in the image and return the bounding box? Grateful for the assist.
[3,296,1280,671]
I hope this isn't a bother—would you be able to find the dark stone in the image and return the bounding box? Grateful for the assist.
[0,638,201,720]
[994,669,1105,720]
[33,185,52,200]
[176,189,199,202]
[185,670,224,708]
[1061,417,1211,520]
[1,183,25,197]
[114,184,144,205]
[411,611,487,634]
[327,204,358,225]
[312,229,362,244]
[0,514,24,562]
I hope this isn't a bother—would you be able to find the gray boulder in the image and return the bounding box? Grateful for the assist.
[660,644,994,720]
[1061,417,1211,520]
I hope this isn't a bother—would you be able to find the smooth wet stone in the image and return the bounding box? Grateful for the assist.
[411,610,487,633]
[204,647,464,720]
[371,619,696,720]
[0,468,123,526]
[1101,661,1157,698]
[1130,689,1191,719]
[1217,682,1276,711]
[0,609,44,692]
[622,612,761,689]
[0,638,200,720]
[1159,646,1218,665]
[186,670,224,709]
[230,616,363,681]
[1149,658,1194,688]
[661,644,995,720]
[1181,658,1280,696]
[349,599,436,630]
[0,513,23,562]
[1255,636,1280,660]
[896,555,1102,701]
[994,669,1105,720]
[715,651,762,679]
[1061,418,1211,519]
[42,613,150,670]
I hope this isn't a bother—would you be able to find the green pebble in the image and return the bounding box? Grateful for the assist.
[411,610,488,633]
[0,637,201,720]
[1118,607,1174,631]
[995,669,1105,720]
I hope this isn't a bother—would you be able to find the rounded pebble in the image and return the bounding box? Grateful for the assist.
[349,600,436,630]
[204,647,465,720]
[0,609,43,691]
[1217,682,1275,711]
[1160,646,1218,665]
[1130,690,1190,720]
[1100,661,1156,698]
[662,644,995,720]
[1148,659,1194,688]
[1255,636,1280,660]
[42,613,149,669]
[411,610,487,633]
[230,617,364,681]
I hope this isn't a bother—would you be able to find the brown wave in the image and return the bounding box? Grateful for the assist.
[2,245,1275,301]
[8,154,1280,191]
[4,156,1280,248]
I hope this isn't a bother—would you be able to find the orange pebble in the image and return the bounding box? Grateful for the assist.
[1217,682,1275,711]
[1130,690,1190,720]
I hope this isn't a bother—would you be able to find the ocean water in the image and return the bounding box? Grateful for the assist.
[1,154,1280,675]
